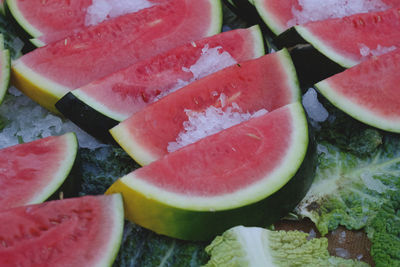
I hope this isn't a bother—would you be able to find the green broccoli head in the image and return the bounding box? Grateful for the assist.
[205,226,368,266]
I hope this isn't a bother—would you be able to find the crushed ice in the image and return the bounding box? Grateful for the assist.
[167,93,267,152]
[85,0,155,26]
[0,87,105,150]
[302,88,329,122]
[154,45,237,101]
[359,43,397,57]
[288,0,389,27]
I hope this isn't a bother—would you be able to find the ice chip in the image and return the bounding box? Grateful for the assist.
[302,88,329,122]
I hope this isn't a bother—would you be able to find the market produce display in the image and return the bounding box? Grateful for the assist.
[55,25,265,140]
[0,0,399,266]
[0,132,78,209]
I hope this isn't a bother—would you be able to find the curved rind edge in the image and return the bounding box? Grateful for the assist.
[11,60,70,114]
[116,102,308,210]
[0,49,10,105]
[30,38,45,48]
[97,193,125,267]
[6,0,43,38]
[207,0,223,36]
[315,80,400,133]
[277,48,301,102]
[253,0,286,35]
[249,25,266,58]
[28,132,78,204]
[294,25,358,68]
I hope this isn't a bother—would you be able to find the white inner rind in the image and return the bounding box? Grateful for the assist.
[119,103,308,211]
[295,25,359,68]
[6,0,44,38]
[94,194,125,267]
[28,132,78,204]
[316,80,400,133]
[253,0,287,35]
[278,48,301,102]
[12,60,71,98]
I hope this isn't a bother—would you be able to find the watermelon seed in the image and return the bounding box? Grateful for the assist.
[246,133,262,140]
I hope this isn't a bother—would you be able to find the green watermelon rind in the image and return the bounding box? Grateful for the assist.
[27,132,79,205]
[253,0,287,35]
[30,38,45,48]
[70,25,266,123]
[110,48,301,166]
[315,79,400,133]
[119,102,308,211]
[294,25,359,68]
[6,0,44,38]
[96,194,125,267]
[0,47,10,105]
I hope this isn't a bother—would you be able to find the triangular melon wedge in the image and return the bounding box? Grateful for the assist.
[316,48,400,133]
[0,194,124,266]
[0,133,78,210]
[106,102,313,241]
[11,0,222,113]
[110,49,300,166]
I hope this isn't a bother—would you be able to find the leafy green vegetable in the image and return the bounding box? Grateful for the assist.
[114,222,209,267]
[205,226,368,266]
[296,135,400,266]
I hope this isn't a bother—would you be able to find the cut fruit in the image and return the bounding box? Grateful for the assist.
[315,48,400,133]
[253,0,400,35]
[11,0,222,113]
[0,34,10,105]
[110,49,300,166]
[0,194,124,266]
[55,26,265,140]
[6,0,166,45]
[106,103,313,241]
[276,7,400,68]
[0,133,78,210]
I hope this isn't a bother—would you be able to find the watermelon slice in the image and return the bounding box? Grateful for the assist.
[7,0,168,46]
[11,0,222,113]
[276,7,400,68]
[0,194,124,266]
[0,34,10,105]
[110,49,300,166]
[252,0,400,35]
[0,133,78,210]
[55,26,265,140]
[315,48,400,133]
[106,102,312,240]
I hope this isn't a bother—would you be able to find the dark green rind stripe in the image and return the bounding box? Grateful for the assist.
[56,92,119,143]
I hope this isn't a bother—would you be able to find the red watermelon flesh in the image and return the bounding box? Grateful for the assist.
[294,7,400,67]
[0,133,77,210]
[7,0,167,45]
[69,26,264,121]
[315,48,400,132]
[254,0,400,34]
[12,0,221,109]
[131,104,298,196]
[0,194,124,266]
[110,50,300,165]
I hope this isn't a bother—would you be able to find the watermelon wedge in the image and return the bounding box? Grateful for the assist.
[0,133,78,210]
[106,102,312,240]
[110,49,300,166]
[55,26,265,140]
[0,34,10,105]
[0,194,124,266]
[315,48,400,133]
[11,0,222,113]
[7,0,168,46]
[252,0,400,35]
[276,7,400,68]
